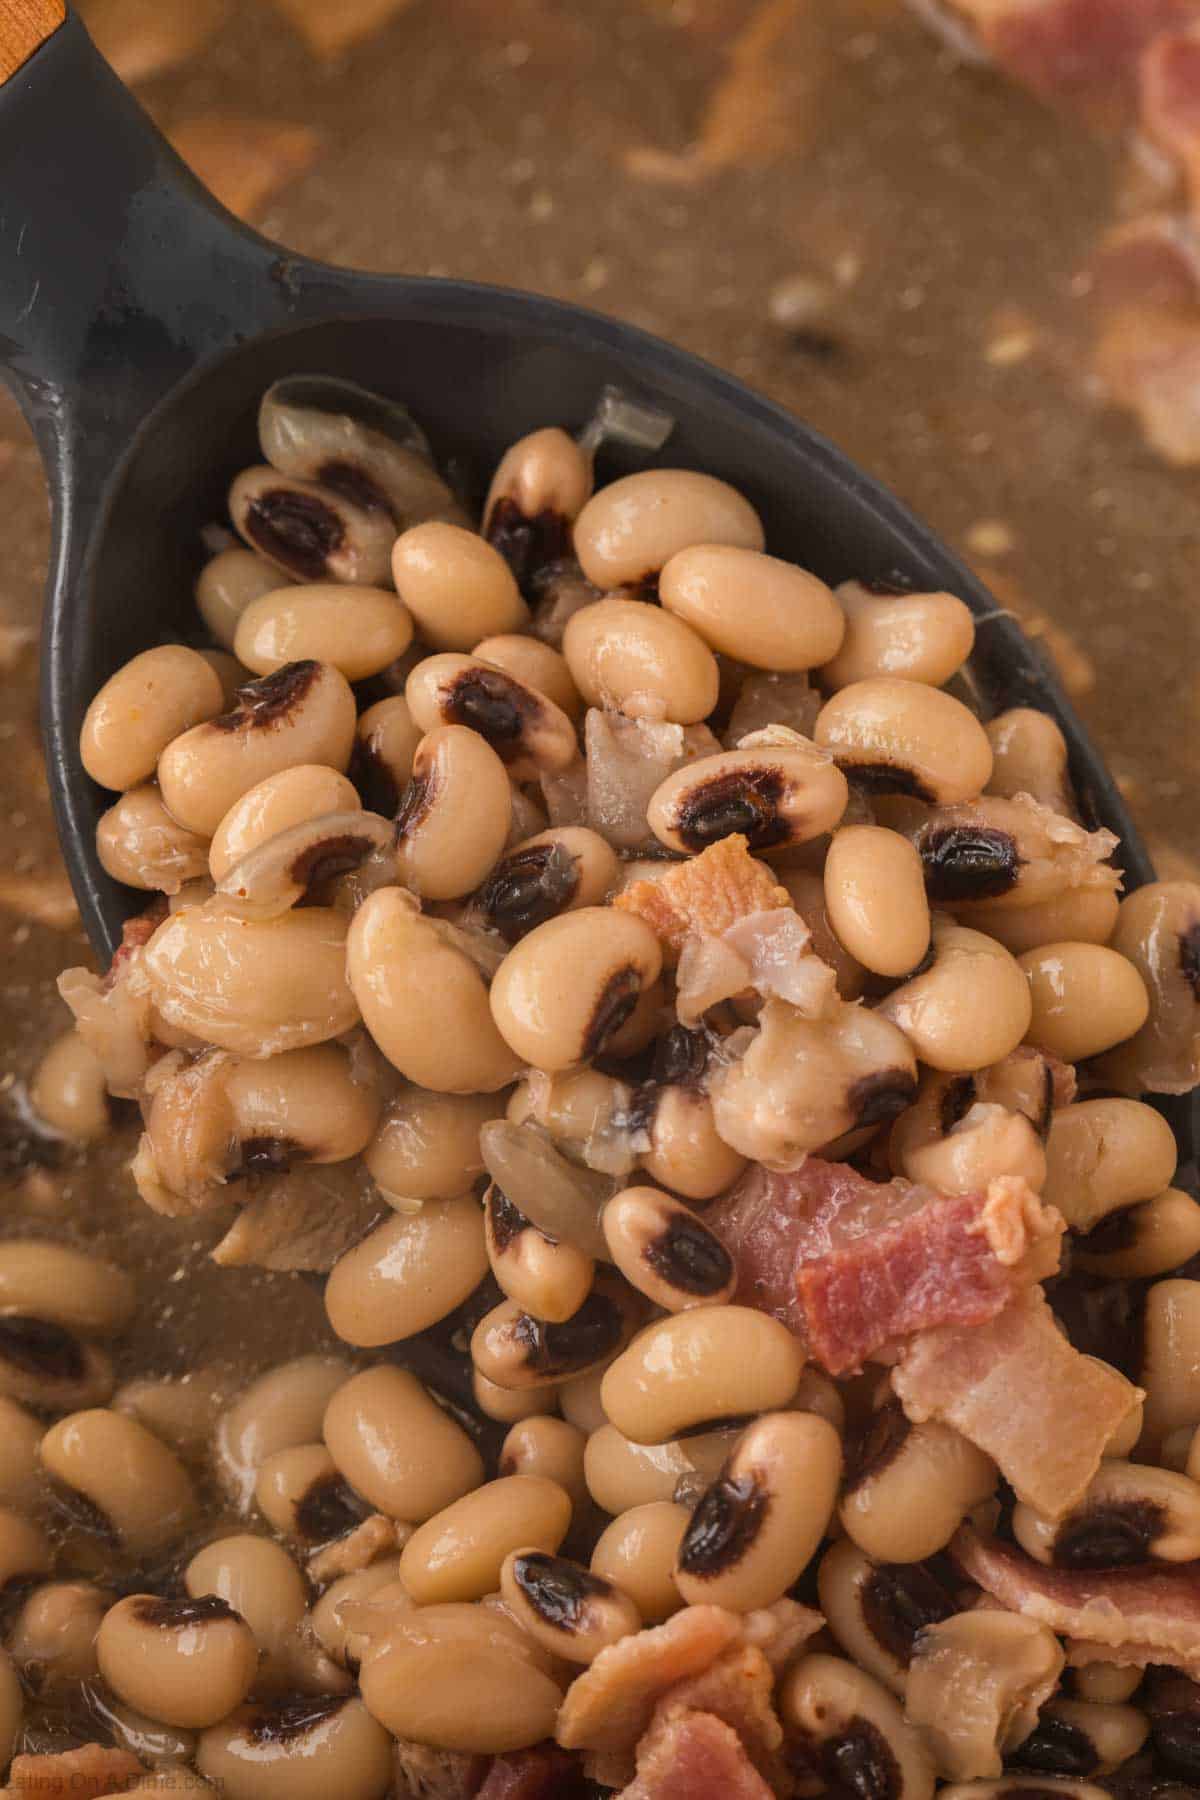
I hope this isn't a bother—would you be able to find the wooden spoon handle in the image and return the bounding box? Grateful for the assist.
[0,0,65,83]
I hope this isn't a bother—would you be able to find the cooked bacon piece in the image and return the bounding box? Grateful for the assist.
[895,1290,1143,1517]
[955,1525,1200,1674]
[307,1512,408,1584]
[584,711,720,852]
[615,834,790,959]
[741,1598,825,1671]
[799,1178,1062,1376]
[7,1743,144,1799]
[1142,23,1200,210]
[652,1645,786,1791]
[676,909,836,1026]
[706,1160,1060,1371]
[556,1606,744,1752]
[617,1708,776,1800]
[476,1744,587,1798]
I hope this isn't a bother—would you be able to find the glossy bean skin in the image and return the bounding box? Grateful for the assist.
[1041,1098,1178,1232]
[398,1475,572,1604]
[97,786,211,894]
[489,906,662,1072]
[824,824,931,978]
[840,1407,997,1563]
[230,464,396,586]
[815,677,993,806]
[476,826,621,945]
[957,885,1122,958]
[822,580,976,690]
[198,1695,393,1800]
[473,633,583,722]
[660,544,844,671]
[207,764,360,882]
[877,920,1033,1074]
[1013,1459,1200,1566]
[499,1416,588,1508]
[471,1283,635,1392]
[96,1593,259,1730]
[185,1533,308,1662]
[985,707,1075,814]
[196,546,282,649]
[396,725,513,900]
[474,1370,560,1425]
[7,1580,109,1689]
[235,584,414,681]
[573,469,764,589]
[0,1241,134,1335]
[30,1032,111,1143]
[1018,941,1149,1062]
[1141,1280,1200,1449]
[39,1409,196,1554]
[215,1355,353,1511]
[405,653,579,778]
[583,1422,737,1514]
[310,1554,405,1666]
[781,1652,936,1800]
[1098,880,1200,1096]
[637,1083,749,1201]
[158,660,357,837]
[499,1548,640,1664]
[484,426,593,546]
[324,1366,484,1522]
[563,598,719,725]
[347,887,522,1092]
[392,521,529,650]
[354,695,422,815]
[1075,1187,1200,1279]
[0,1397,47,1511]
[325,1194,489,1346]
[364,1086,504,1206]
[591,1501,688,1623]
[647,736,849,856]
[601,1306,804,1445]
[601,1185,735,1312]
[484,1184,595,1325]
[81,646,224,792]
[0,1319,114,1412]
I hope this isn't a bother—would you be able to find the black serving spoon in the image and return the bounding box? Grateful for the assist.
[1,0,1194,1208]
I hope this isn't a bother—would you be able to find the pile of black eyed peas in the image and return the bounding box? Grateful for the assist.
[9,375,1198,1798]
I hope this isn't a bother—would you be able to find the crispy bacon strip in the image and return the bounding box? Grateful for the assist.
[955,1525,1200,1674]
[895,1291,1143,1517]
[614,834,790,958]
[556,1607,745,1753]
[617,1708,776,1800]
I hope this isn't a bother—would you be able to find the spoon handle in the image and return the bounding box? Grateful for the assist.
[0,0,63,81]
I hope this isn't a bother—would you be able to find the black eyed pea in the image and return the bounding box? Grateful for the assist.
[893,1099,1047,1198]
[675,1411,842,1611]
[480,1120,613,1259]
[957,885,1123,958]
[814,677,993,805]
[583,1422,738,1514]
[817,1540,957,1699]
[364,1086,504,1206]
[96,785,211,895]
[473,1370,560,1425]
[824,825,931,979]
[558,1365,612,1436]
[781,1652,936,1800]
[229,465,396,586]
[310,1554,405,1667]
[196,647,262,709]
[822,581,976,691]
[0,1647,20,1774]
[114,1369,233,1459]
[601,1185,735,1312]
[0,1507,51,1593]
[985,706,1076,815]
[96,1594,259,1730]
[591,1501,688,1624]
[142,904,357,1057]
[471,1280,637,1392]
[80,645,225,792]
[325,1193,490,1346]
[780,867,869,1000]
[0,1241,134,1335]
[840,1402,997,1564]
[218,1043,382,1174]
[473,633,584,722]
[185,1533,308,1664]
[1071,1662,1143,1704]
[323,1366,484,1522]
[253,1442,365,1545]
[915,794,1121,915]
[346,887,522,1092]
[6,1580,109,1688]
[82,1690,198,1771]
[208,764,360,882]
[234,584,414,682]
[636,1082,749,1201]
[563,597,720,724]
[405,653,579,779]
[904,1610,1064,1782]
[1012,1696,1149,1778]
[392,521,530,651]
[1041,1098,1178,1233]
[572,468,764,590]
[1097,880,1200,1097]
[876,920,1033,1074]
[488,906,662,1072]
[353,695,422,816]
[214,1354,353,1511]
[196,546,283,649]
[1013,1460,1200,1568]
[1018,941,1150,1062]
[398,1475,571,1605]
[1075,1187,1200,1280]
[499,1415,588,1509]
[29,1032,111,1144]
[483,426,593,588]
[357,1603,563,1753]
[600,1305,805,1445]
[660,544,845,671]
[0,1316,114,1412]
[198,1694,394,1800]
[395,724,513,900]
[646,732,849,855]
[484,1184,595,1325]
[214,808,395,919]
[158,659,357,837]
[39,1409,197,1555]
[792,1366,847,1434]
[476,826,621,946]
[500,1548,640,1664]
[0,1397,47,1511]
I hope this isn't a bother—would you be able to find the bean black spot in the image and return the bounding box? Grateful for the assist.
[843,763,936,804]
[1050,1272,1142,1379]
[1077,1206,1140,1257]
[244,489,345,582]
[394,770,433,839]
[294,1474,369,1545]
[477,842,579,944]
[645,1213,733,1296]
[214,660,320,733]
[317,458,391,514]
[652,1025,709,1088]
[1180,924,1200,1003]
[1008,1714,1100,1777]
[487,1184,534,1257]
[861,1563,956,1665]
[513,1551,609,1630]
[675,769,788,852]
[445,670,529,752]
[849,1069,918,1129]
[135,1594,239,1629]
[1053,1499,1166,1570]
[288,833,376,893]
[1152,1714,1200,1783]
[582,966,643,1060]
[47,1481,116,1544]
[921,826,1020,903]
[939,1074,977,1137]
[351,742,401,817]
[0,1316,85,1382]
[677,1473,767,1576]
[846,1403,911,1493]
[486,496,573,595]
[513,1292,624,1378]
[822,1718,902,1800]
[245,1694,348,1745]
[237,1136,302,1177]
